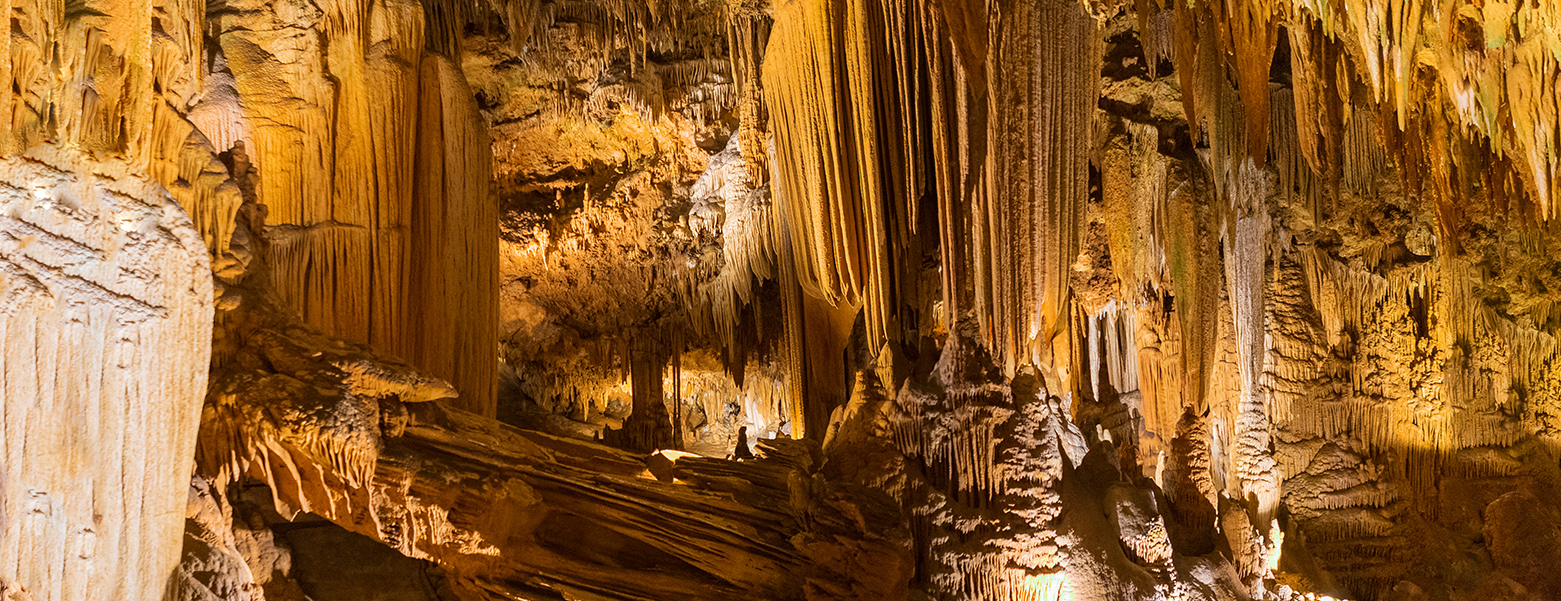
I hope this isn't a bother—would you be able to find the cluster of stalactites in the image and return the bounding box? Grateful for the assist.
[429,0,711,70]
[761,0,892,352]
[757,0,964,439]
[977,0,1103,384]
[208,0,499,415]
[1162,0,1561,219]
[430,0,739,131]
[1293,249,1555,494]
[1083,301,1144,404]
[677,133,781,372]
[756,0,1109,394]
[725,6,773,184]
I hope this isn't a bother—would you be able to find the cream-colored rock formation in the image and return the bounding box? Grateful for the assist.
[0,147,212,600]
[4,0,1561,598]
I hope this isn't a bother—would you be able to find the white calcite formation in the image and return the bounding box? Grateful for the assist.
[0,146,212,600]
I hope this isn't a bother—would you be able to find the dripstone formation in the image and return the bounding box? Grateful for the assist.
[2,0,1560,599]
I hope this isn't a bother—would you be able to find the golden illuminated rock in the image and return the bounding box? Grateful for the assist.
[2,0,1561,598]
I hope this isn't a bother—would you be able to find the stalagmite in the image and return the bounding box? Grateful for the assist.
[610,331,677,452]
[879,339,1072,601]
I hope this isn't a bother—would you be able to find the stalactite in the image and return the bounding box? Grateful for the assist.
[425,0,706,76]
[761,0,893,355]
[726,8,773,184]
[1134,0,1176,79]
[757,0,955,437]
[1335,94,1390,200]
[773,151,813,440]
[1167,0,1561,220]
[678,133,780,359]
[1285,16,1348,206]
[923,0,983,336]
[1164,163,1222,418]
[1220,0,1280,167]
[1100,118,1171,301]
[985,0,1102,380]
[1268,88,1324,223]
[1086,301,1143,402]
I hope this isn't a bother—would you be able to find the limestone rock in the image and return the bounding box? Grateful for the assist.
[0,146,213,601]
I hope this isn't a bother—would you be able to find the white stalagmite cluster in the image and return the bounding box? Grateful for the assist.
[879,340,1073,601]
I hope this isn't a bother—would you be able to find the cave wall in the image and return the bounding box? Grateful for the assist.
[209,0,498,415]
[0,0,496,594]
[0,0,498,407]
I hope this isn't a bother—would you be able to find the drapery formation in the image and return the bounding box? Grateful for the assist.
[217,0,497,415]
[758,0,1104,436]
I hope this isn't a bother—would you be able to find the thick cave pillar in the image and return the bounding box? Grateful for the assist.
[411,55,500,417]
[0,147,213,600]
